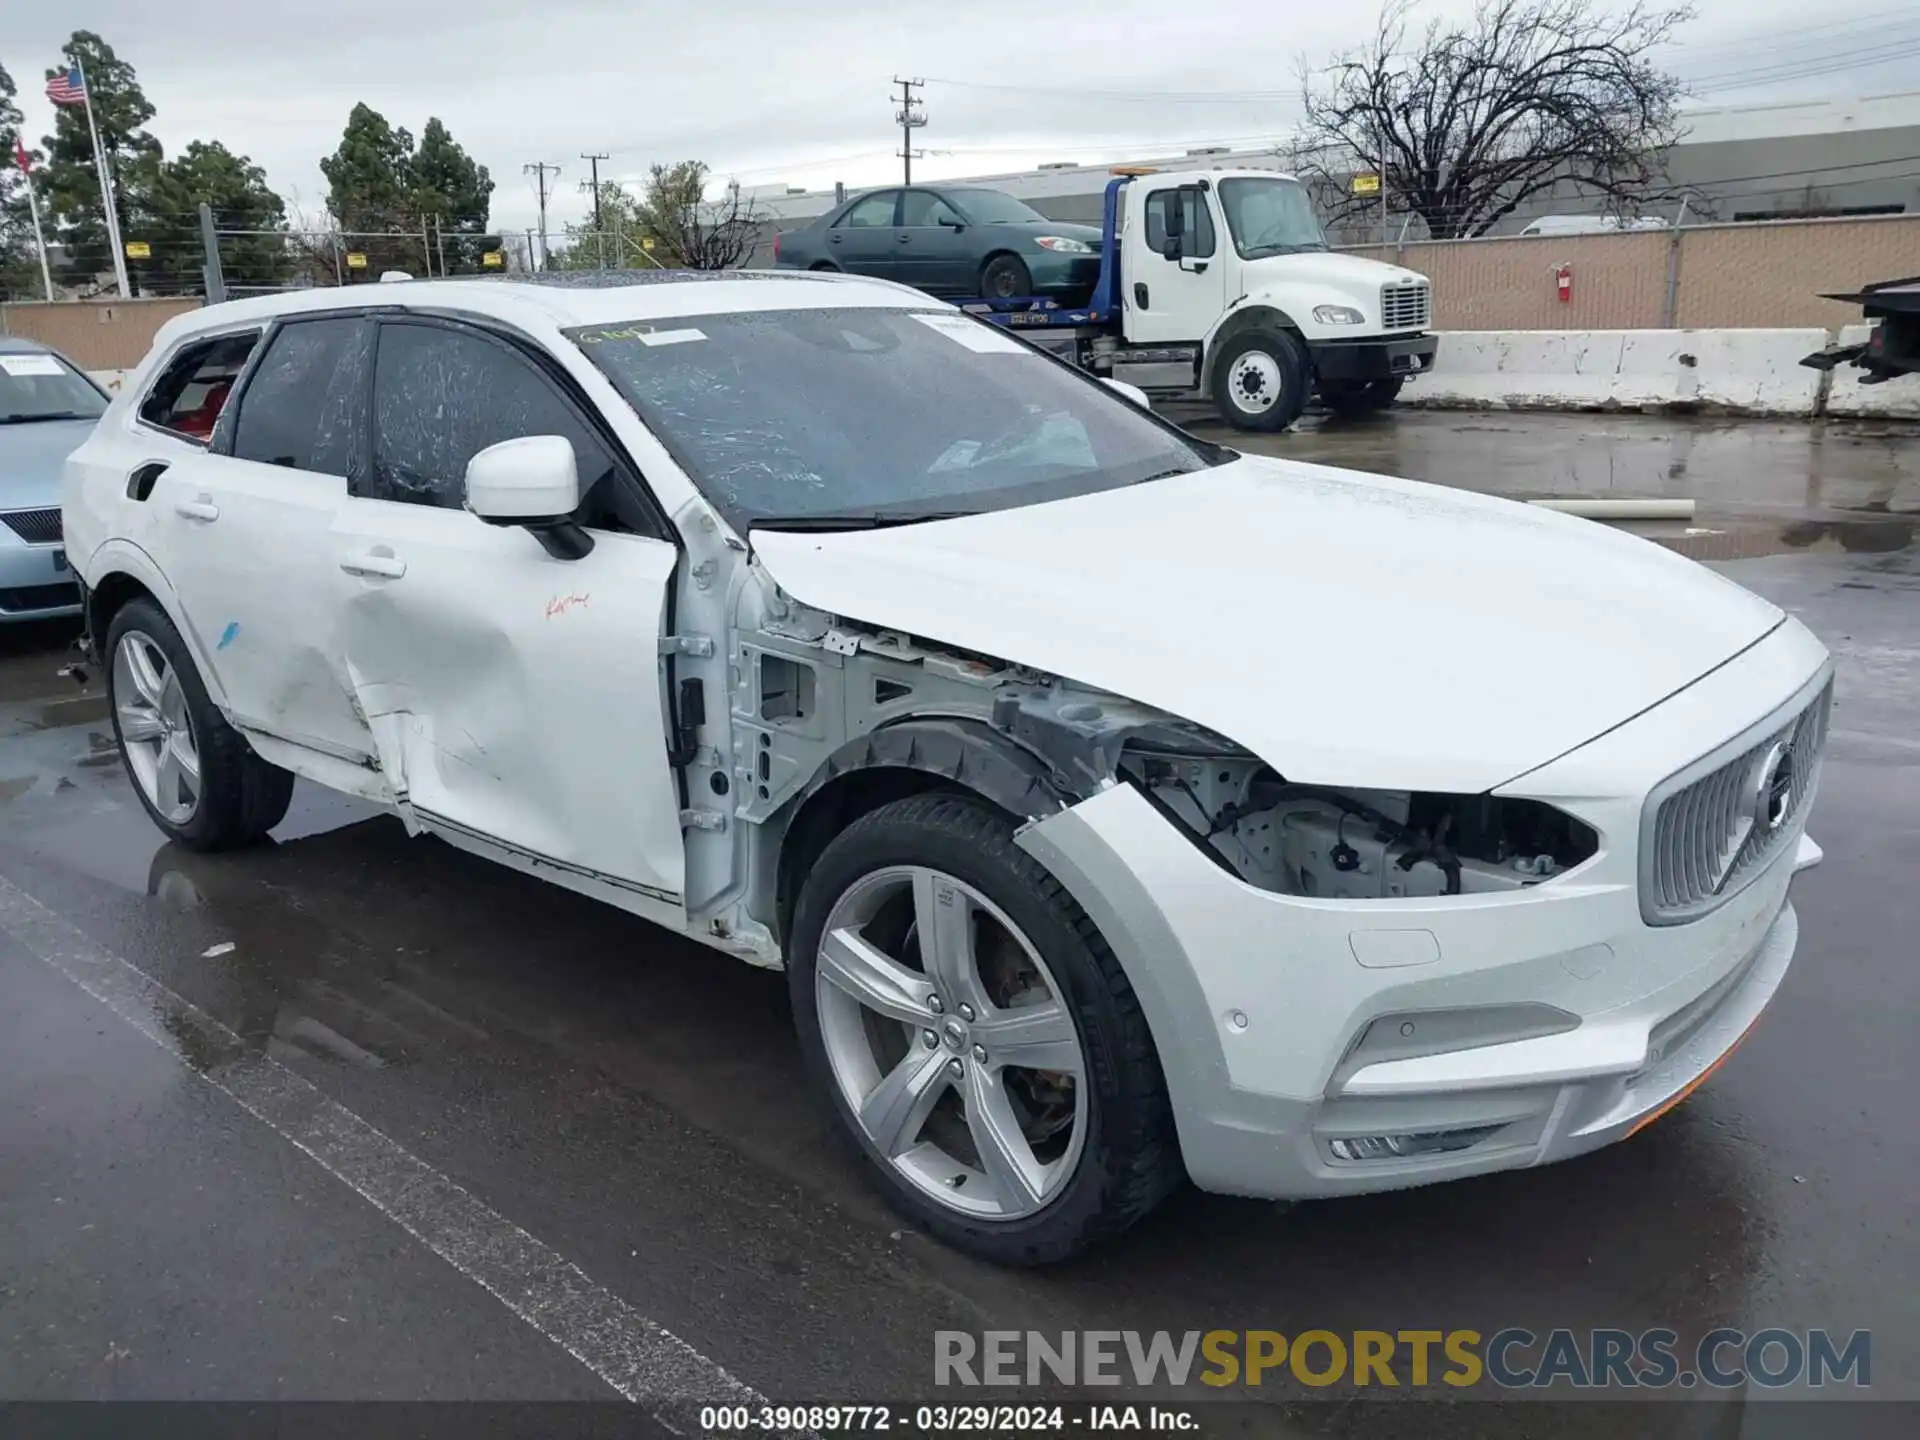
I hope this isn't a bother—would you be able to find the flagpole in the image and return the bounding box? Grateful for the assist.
[75,59,132,299]
[22,167,55,301]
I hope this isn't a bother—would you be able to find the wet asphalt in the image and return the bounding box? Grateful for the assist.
[0,410,1914,1434]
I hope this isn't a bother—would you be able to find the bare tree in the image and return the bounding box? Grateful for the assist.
[1299,0,1691,240]
[635,162,761,270]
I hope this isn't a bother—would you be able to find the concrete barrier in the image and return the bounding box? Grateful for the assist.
[1824,324,1920,419]
[1401,329,1829,415]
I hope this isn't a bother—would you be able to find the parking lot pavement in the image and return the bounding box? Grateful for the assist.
[0,413,1914,1433]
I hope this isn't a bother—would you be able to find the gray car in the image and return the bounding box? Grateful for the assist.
[774,186,1105,302]
[1,336,106,623]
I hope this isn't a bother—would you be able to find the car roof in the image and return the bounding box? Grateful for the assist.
[0,335,55,354]
[156,269,937,348]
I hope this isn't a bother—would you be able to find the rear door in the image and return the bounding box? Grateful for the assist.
[328,314,686,919]
[826,190,901,276]
[895,189,975,295]
[144,318,380,765]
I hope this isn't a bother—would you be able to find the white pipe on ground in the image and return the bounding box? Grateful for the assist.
[1528,498,1697,521]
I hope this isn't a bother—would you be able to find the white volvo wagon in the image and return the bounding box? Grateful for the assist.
[63,272,1829,1264]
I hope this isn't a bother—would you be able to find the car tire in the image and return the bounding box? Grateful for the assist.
[788,792,1182,1265]
[105,596,295,852]
[1320,377,1404,417]
[809,261,839,272]
[979,254,1033,300]
[1211,329,1310,432]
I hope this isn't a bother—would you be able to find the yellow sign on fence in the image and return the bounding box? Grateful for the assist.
[123,241,151,260]
[345,251,368,270]
[1350,173,1381,196]
[482,250,504,268]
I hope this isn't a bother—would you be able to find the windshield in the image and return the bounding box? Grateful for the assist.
[568,307,1221,529]
[1217,177,1327,259]
[0,350,108,424]
[947,189,1049,225]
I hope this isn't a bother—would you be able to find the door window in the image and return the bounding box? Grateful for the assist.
[1143,189,1217,259]
[229,317,370,475]
[837,191,899,227]
[139,331,261,443]
[367,321,650,534]
[899,191,964,227]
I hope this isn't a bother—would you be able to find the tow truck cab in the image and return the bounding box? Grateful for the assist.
[970,169,1437,432]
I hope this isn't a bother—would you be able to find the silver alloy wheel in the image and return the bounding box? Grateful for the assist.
[113,630,201,826]
[816,866,1089,1221]
[1228,349,1282,414]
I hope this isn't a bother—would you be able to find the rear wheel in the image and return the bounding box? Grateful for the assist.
[1211,329,1310,432]
[979,254,1033,300]
[788,793,1181,1265]
[106,597,294,851]
[809,261,839,272]
[1320,377,1404,417]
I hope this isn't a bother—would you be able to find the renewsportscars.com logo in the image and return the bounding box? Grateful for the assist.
[934,1328,1871,1390]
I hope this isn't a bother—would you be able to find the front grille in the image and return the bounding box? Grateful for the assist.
[1,507,62,545]
[1380,282,1430,330]
[1641,676,1832,925]
[0,582,79,614]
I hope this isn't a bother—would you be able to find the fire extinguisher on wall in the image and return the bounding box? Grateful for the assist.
[1555,264,1573,304]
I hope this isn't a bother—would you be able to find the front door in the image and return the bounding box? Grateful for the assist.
[1125,185,1230,345]
[153,315,379,765]
[895,189,974,295]
[827,189,902,276]
[329,315,686,919]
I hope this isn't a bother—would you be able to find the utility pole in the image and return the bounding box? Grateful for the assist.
[893,77,926,185]
[524,161,561,270]
[580,152,609,268]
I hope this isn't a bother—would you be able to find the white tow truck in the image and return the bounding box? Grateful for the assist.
[961,166,1437,430]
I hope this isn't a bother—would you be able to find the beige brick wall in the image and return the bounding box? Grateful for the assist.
[1348,214,1920,332]
[1,297,200,371]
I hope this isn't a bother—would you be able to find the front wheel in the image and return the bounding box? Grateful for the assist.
[788,793,1181,1265]
[979,254,1034,300]
[105,597,295,851]
[1210,329,1310,432]
[1320,377,1404,417]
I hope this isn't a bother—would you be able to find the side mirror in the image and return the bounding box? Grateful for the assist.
[1102,377,1151,409]
[1160,236,1182,261]
[465,435,594,560]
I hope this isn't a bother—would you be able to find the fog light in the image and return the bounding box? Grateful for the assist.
[1328,1125,1502,1161]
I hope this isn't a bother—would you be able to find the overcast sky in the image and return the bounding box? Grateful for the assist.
[10,0,1917,236]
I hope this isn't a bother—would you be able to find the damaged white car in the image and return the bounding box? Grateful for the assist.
[63,273,1829,1264]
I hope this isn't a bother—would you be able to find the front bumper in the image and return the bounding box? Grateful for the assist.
[0,536,81,621]
[1309,333,1437,382]
[1028,252,1103,298]
[1016,618,1830,1201]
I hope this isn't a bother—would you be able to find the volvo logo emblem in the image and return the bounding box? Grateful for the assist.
[1752,741,1794,833]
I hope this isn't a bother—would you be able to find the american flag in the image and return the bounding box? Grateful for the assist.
[45,66,87,106]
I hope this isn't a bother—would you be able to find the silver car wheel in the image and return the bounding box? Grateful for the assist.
[816,865,1089,1221]
[114,630,201,826]
[1228,350,1282,414]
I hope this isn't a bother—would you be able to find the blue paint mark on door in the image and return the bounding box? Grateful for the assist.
[217,622,241,650]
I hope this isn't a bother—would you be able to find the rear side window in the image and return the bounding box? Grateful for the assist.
[838,192,898,228]
[229,318,370,476]
[1143,188,1217,259]
[139,331,260,442]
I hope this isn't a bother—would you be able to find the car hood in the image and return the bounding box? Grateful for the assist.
[750,455,1784,793]
[2,417,99,513]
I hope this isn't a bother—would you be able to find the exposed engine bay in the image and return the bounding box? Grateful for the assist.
[732,601,1601,932]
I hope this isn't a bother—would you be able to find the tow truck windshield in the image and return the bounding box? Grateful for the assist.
[1218,177,1329,259]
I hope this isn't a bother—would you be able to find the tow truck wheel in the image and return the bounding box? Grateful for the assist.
[1320,377,1404,417]
[1211,329,1309,432]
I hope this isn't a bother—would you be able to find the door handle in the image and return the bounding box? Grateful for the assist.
[174,496,219,522]
[339,551,407,580]
[829,234,842,244]
[897,234,911,243]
